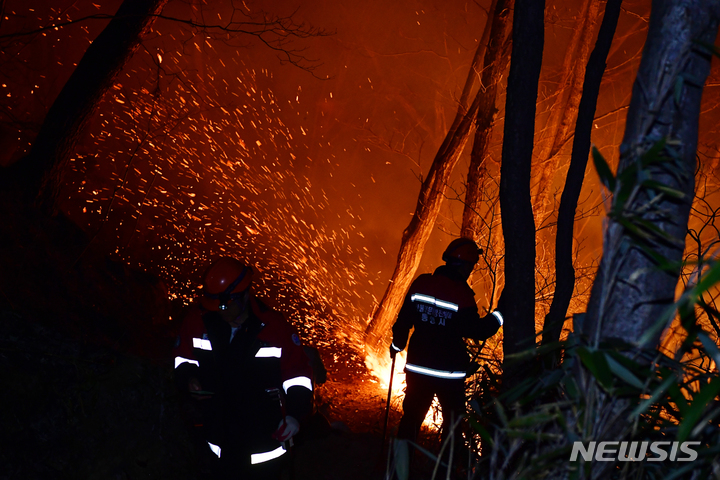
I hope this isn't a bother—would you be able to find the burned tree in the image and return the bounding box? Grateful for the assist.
[541,0,623,349]
[531,0,602,226]
[3,0,169,213]
[364,5,505,356]
[499,0,545,388]
[584,0,720,350]
[460,0,512,244]
[576,0,720,478]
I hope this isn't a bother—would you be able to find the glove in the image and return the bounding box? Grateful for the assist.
[273,416,300,442]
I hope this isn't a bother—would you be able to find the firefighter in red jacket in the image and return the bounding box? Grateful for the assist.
[390,237,503,461]
[173,257,313,480]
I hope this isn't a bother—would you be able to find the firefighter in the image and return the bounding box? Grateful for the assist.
[173,257,313,480]
[389,237,503,468]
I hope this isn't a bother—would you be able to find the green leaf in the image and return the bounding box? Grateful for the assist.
[507,413,557,428]
[501,377,536,404]
[611,176,636,217]
[577,347,613,390]
[641,179,686,199]
[678,376,720,443]
[674,75,684,104]
[664,462,705,480]
[604,353,644,389]
[638,303,677,346]
[468,417,494,446]
[494,400,509,426]
[693,262,720,298]
[633,217,684,247]
[697,331,720,367]
[564,376,580,401]
[628,374,678,420]
[640,138,668,167]
[616,217,652,242]
[591,146,616,192]
[392,438,410,480]
[668,383,690,417]
[692,39,720,58]
[407,440,443,465]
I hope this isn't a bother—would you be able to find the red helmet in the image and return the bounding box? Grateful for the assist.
[201,257,253,311]
[442,237,482,265]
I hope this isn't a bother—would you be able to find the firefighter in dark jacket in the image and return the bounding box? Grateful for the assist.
[173,257,313,480]
[390,237,503,460]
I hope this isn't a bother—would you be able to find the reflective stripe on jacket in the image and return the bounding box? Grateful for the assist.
[172,296,313,460]
[391,265,501,378]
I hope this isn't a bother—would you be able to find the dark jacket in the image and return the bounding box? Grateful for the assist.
[173,296,313,461]
[391,265,501,379]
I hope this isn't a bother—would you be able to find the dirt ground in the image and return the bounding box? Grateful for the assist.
[288,346,447,480]
[291,345,402,480]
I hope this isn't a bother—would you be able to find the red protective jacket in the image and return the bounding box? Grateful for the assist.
[173,296,313,465]
[391,265,502,379]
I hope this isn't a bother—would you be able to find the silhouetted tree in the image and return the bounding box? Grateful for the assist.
[581,1,720,477]
[364,4,504,356]
[499,0,545,389]
[542,0,623,350]
[3,0,169,213]
[1,0,326,215]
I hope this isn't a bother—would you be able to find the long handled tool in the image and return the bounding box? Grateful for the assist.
[381,354,397,450]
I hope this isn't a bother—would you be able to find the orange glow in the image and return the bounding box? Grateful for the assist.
[365,350,441,431]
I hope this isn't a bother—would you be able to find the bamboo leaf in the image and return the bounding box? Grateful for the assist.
[591,146,616,192]
[664,462,704,480]
[693,261,720,298]
[678,377,720,443]
[640,179,686,199]
[697,331,720,367]
[674,75,684,104]
[668,383,690,417]
[604,353,644,389]
[640,138,668,167]
[392,438,410,480]
[629,374,677,419]
[407,440,443,465]
[577,347,613,390]
[564,376,580,401]
[633,217,684,247]
[468,417,494,446]
[507,413,557,428]
[637,303,677,346]
[611,177,636,217]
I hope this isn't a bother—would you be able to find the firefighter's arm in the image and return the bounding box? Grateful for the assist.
[172,308,203,392]
[459,304,503,341]
[277,320,314,422]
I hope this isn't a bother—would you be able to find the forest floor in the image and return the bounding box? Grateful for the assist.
[0,307,447,480]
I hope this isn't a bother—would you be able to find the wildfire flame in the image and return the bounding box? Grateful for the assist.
[365,350,442,431]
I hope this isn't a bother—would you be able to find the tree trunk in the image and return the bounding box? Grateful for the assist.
[499,0,544,389]
[364,96,482,356]
[362,7,504,354]
[531,0,601,225]
[581,2,720,477]
[461,0,513,244]
[541,0,623,349]
[4,0,168,214]
[584,0,720,348]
